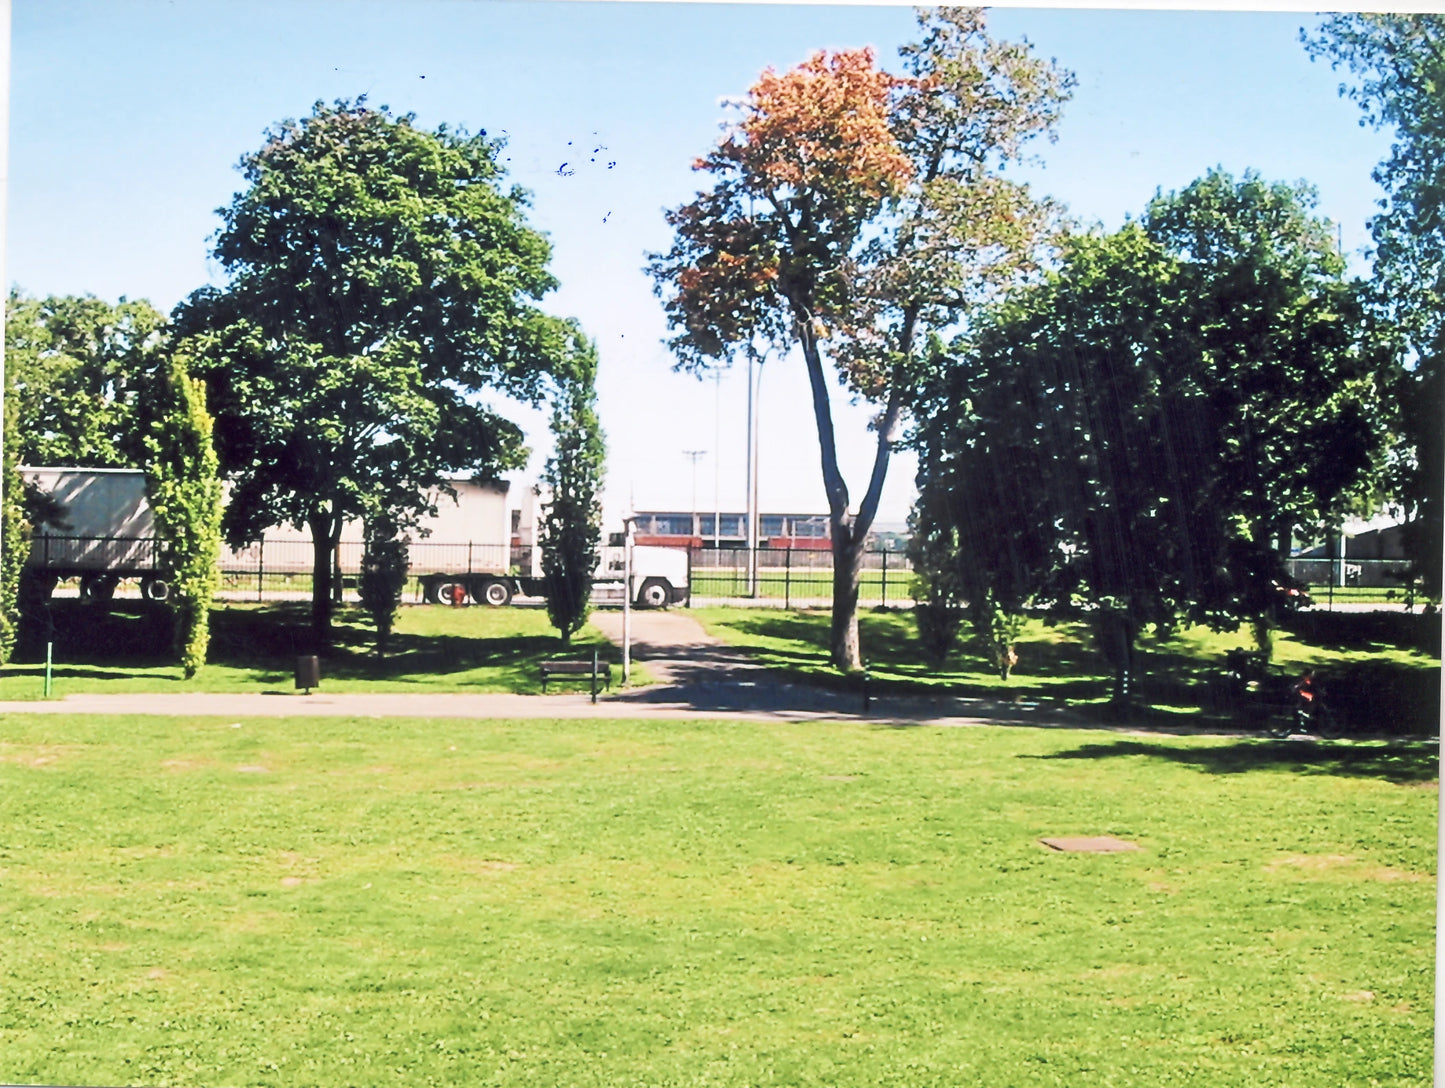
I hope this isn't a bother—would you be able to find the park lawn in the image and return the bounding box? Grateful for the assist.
[0,712,1433,1087]
[688,607,1441,734]
[0,602,647,699]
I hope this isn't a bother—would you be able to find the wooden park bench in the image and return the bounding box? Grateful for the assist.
[539,658,612,699]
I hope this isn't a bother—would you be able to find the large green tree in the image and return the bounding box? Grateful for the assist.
[1305,15,1445,597]
[912,174,1387,702]
[1141,170,1388,559]
[177,100,575,645]
[5,291,168,468]
[2,291,167,662]
[649,8,1072,672]
[539,334,606,646]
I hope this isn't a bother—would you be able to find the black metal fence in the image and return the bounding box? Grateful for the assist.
[24,534,1429,612]
[687,550,1429,611]
[28,534,516,603]
[685,545,913,608]
[27,534,164,573]
[1283,557,1424,608]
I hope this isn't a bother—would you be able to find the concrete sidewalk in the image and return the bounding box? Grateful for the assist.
[0,687,1087,730]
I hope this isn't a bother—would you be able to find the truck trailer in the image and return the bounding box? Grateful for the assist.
[18,467,688,609]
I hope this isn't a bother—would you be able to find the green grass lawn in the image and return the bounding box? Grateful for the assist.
[0,713,1433,1086]
[0,601,644,699]
[690,607,1441,735]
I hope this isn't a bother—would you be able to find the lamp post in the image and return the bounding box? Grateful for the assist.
[745,351,763,596]
[712,371,722,550]
[683,449,706,540]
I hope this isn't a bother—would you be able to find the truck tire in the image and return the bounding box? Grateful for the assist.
[421,577,443,604]
[479,579,513,607]
[637,578,671,609]
[140,576,171,602]
[435,580,469,607]
[79,573,119,603]
[19,571,58,605]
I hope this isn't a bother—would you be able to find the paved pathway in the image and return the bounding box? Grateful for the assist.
[0,687,1096,729]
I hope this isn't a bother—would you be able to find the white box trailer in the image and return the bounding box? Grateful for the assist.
[18,467,688,609]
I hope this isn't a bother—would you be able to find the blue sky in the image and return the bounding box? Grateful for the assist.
[8,1,1394,528]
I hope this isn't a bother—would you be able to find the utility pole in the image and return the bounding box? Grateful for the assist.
[745,353,761,597]
[622,515,635,684]
[712,371,722,550]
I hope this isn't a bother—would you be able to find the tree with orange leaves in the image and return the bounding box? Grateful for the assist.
[650,8,1073,671]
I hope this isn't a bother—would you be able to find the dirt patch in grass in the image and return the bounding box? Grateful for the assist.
[1265,854,1432,883]
[1040,835,1140,853]
[0,744,76,767]
[1265,853,1358,872]
[160,756,217,772]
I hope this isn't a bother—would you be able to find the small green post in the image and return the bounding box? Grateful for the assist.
[44,641,53,699]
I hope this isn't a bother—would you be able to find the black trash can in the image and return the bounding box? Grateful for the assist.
[295,655,321,694]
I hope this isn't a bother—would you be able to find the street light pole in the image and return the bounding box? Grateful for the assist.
[745,352,762,596]
[683,449,706,540]
[713,370,722,551]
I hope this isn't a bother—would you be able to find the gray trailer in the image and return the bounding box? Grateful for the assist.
[20,467,170,602]
[19,467,689,609]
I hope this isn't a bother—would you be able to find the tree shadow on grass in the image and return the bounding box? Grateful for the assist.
[14,601,601,689]
[1281,609,1441,657]
[708,609,1114,702]
[1027,737,1439,785]
[4,665,191,684]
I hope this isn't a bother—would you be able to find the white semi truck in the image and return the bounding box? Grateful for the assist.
[18,466,689,609]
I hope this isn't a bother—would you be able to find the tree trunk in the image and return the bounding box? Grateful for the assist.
[308,510,335,650]
[791,305,912,676]
[1095,610,1136,706]
[830,528,864,672]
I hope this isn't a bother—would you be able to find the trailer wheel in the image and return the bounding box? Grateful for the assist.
[140,577,171,602]
[436,580,469,607]
[421,578,443,605]
[19,571,58,606]
[480,579,513,607]
[637,578,671,609]
[79,573,119,603]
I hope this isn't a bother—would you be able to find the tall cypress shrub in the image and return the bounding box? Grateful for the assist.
[142,354,223,678]
[0,457,28,666]
[540,336,605,645]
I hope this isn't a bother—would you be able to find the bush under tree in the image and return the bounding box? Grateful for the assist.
[358,512,411,656]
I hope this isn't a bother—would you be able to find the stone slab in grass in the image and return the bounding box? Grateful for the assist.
[1040,835,1140,853]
